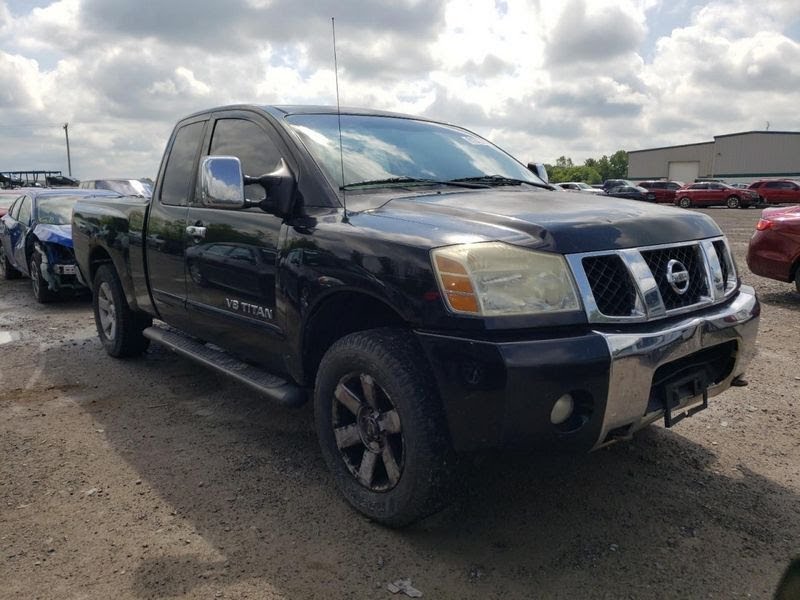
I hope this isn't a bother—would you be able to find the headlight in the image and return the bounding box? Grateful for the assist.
[431,242,581,316]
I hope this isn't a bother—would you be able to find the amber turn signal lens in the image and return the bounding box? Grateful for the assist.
[756,219,772,231]
[445,292,479,313]
[439,274,474,293]
[435,255,468,275]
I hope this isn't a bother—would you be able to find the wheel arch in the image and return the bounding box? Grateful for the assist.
[86,243,141,311]
[88,245,114,284]
[301,289,409,386]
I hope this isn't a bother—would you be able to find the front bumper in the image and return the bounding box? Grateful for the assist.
[38,243,86,293]
[416,286,759,453]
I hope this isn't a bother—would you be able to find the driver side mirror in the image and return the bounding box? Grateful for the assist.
[244,158,297,218]
[200,156,246,209]
[527,162,549,184]
[200,156,297,218]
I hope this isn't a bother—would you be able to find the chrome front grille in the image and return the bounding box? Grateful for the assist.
[640,244,708,310]
[581,255,637,317]
[568,237,738,323]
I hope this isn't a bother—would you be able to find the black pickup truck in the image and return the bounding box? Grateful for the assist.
[72,105,760,526]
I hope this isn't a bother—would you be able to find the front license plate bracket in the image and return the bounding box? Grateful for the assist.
[662,372,709,428]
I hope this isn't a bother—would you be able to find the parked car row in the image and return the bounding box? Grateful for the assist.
[555,177,800,209]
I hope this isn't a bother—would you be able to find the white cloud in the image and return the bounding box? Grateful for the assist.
[0,0,798,179]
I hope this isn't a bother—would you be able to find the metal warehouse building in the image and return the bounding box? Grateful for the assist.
[628,131,800,184]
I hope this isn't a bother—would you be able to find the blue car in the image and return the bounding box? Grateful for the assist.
[0,188,120,302]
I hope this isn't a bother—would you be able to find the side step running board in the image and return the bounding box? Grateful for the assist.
[143,325,306,407]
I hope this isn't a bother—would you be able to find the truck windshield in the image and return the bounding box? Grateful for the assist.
[36,196,78,225]
[95,180,152,197]
[286,114,544,190]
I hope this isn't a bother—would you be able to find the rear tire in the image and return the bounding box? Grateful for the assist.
[795,268,800,294]
[0,244,20,280]
[92,264,152,357]
[726,196,740,209]
[30,250,56,303]
[678,197,692,208]
[314,328,455,527]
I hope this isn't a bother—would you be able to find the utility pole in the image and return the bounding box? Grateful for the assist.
[63,122,72,176]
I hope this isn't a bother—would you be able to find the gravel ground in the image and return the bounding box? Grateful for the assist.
[1,208,798,599]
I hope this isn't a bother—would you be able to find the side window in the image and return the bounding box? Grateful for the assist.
[16,196,32,224]
[209,118,282,201]
[229,246,256,263]
[205,244,233,257]
[160,121,206,206]
[7,197,20,219]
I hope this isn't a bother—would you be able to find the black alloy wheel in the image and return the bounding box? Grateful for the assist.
[314,328,455,527]
[331,372,405,492]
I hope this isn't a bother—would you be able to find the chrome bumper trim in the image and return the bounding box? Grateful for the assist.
[592,285,759,449]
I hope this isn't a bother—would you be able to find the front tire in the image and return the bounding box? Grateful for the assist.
[93,264,151,357]
[678,197,692,208]
[314,328,455,527]
[726,195,740,209]
[30,250,56,303]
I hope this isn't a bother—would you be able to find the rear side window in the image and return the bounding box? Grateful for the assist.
[160,121,206,206]
[209,118,282,202]
[16,196,32,224]
[7,197,21,218]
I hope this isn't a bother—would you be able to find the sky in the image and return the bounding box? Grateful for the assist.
[0,0,798,180]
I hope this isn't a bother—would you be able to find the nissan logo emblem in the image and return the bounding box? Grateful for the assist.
[666,259,690,295]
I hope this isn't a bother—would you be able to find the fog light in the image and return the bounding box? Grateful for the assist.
[550,393,575,425]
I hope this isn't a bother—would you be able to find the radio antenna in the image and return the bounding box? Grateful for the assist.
[332,17,348,222]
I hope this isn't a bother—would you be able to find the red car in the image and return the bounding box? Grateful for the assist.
[637,180,684,203]
[674,182,759,209]
[747,179,800,205]
[746,205,800,292]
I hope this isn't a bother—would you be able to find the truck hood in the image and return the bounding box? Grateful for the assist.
[33,224,73,248]
[361,188,722,254]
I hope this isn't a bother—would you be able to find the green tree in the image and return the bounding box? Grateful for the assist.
[555,156,574,168]
[608,150,629,178]
[543,151,627,184]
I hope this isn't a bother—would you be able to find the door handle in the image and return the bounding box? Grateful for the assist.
[186,225,207,239]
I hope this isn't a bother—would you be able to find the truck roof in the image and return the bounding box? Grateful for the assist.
[180,104,438,123]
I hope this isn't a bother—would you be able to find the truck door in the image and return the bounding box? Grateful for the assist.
[185,115,287,371]
[145,118,208,332]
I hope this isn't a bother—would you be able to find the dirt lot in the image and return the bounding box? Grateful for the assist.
[1,208,798,599]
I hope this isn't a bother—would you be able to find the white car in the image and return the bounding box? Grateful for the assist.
[556,182,604,195]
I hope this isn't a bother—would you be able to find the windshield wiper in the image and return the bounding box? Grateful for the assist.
[340,177,489,190]
[450,175,553,190]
